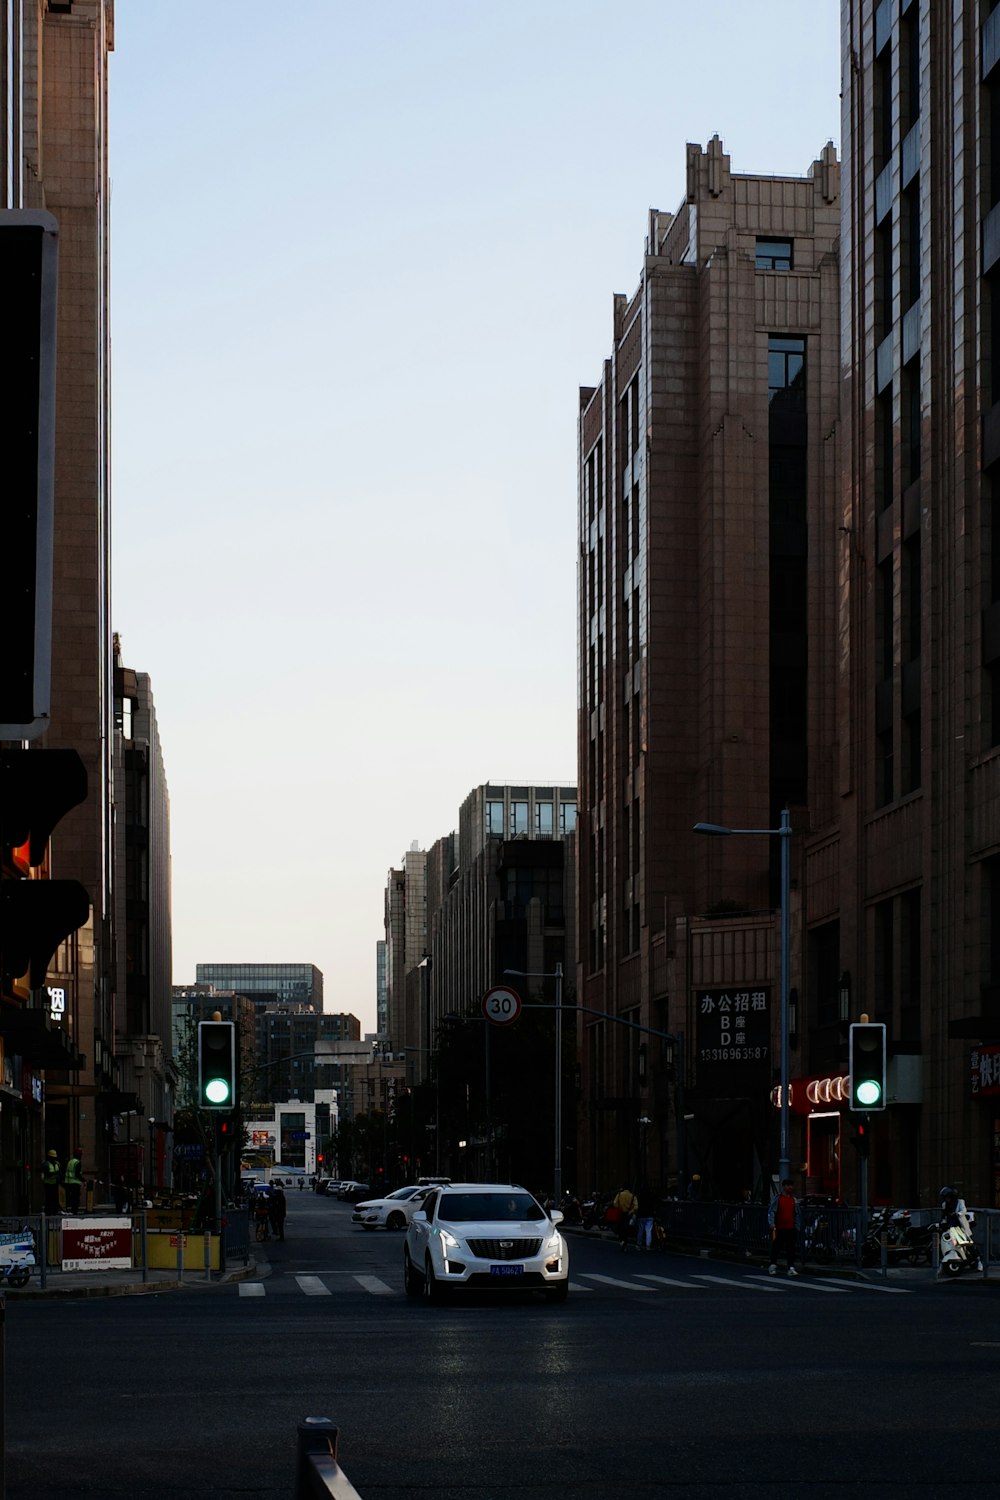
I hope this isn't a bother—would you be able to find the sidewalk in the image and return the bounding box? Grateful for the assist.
[8,1256,264,1300]
[563,1221,1000,1285]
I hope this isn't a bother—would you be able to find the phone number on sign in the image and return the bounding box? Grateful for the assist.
[698,1046,769,1062]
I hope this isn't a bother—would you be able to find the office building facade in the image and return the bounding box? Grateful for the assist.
[1,0,123,1207]
[828,0,1000,1204]
[577,138,841,1197]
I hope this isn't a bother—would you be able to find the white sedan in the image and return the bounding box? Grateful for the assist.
[403,1183,569,1302]
[351,1184,432,1231]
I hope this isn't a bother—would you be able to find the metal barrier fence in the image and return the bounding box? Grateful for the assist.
[0,1209,250,1287]
[655,1200,1000,1273]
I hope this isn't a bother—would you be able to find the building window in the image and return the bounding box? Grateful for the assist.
[485,801,505,836]
[903,360,921,485]
[876,387,894,513]
[510,801,529,836]
[876,726,895,807]
[767,336,805,409]
[535,802,553,835]
[560,801,577,834]
[756,237,793,271]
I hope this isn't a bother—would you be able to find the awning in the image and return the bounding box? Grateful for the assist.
[0,1007,85,1071]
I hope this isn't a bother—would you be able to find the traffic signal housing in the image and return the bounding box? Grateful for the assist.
[0,748,90,995]
[849,1021,886,1111]
[197,1021,237,1110]
[0,210,60,740]
[852,1118,870,1158]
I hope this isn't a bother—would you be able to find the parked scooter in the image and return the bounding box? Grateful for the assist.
[581,1192,613,1231]
[938,1187,983,1278]
[860,1207,933,1267]
[0,1228,37,1289]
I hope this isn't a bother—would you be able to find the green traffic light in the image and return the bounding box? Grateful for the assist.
[205,1078,231,1105]
[855,1079,882,1107]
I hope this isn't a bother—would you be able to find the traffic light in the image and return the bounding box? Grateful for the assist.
[849,1021,887,1111]
[197,1021,237,1110]
[852,1119,870,1158]
[0,210,59,740]
[0,748,90,995]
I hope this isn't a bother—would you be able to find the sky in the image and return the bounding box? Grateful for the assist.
[109,0,841,1033]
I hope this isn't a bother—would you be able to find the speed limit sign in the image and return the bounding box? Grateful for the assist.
[481,985,522,1025]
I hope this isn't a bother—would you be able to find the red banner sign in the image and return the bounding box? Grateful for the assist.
[61,1218,132,1272]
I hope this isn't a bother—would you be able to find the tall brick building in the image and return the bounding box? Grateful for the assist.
[577,138,841,1198]
[830,0,1000,1206]
[1,0,125,1206]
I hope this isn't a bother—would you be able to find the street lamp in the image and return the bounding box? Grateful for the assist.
[693,807,792,1184]
[504,963,563,1203]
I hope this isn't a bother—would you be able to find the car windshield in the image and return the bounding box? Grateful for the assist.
[386,1187,419,1201]
[439,1192,545,1223]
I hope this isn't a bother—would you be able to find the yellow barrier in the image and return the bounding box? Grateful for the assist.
[145,1229,220,1271]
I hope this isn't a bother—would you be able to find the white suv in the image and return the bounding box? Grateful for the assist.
[403,1183,569,1303]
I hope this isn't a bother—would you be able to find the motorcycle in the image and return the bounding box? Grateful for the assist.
[581,1192,614,1231]
[0,1228,37,1290]
[938,1190,982,1277]
[860,1207,933,1267]
[557,1192,582,1225]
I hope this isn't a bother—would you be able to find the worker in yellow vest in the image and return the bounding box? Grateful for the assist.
[64,1151,84,1214]
[42,1150,61,1216]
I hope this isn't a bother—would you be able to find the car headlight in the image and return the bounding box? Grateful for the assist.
[438,1230,461,1251]
[545,1232,563,1254]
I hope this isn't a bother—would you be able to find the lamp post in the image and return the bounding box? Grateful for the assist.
[504,963,563,1203]
[417,956,438,1172]
[693,807,792,1184]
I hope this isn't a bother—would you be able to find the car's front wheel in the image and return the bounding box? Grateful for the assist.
[423,1254,445,1303]
[386,1211,406,1231]
[403,1247,421,1298]
[545,1279,569,1304]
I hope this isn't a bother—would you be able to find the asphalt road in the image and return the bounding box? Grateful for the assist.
[4,1192,1000,1499]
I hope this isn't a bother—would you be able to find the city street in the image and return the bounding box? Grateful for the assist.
[4,1194,1000,1498]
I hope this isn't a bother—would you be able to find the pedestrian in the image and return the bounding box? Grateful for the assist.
[298,1177,304,1191]
[42,1150,61,1217]
[269,1183,287,1241]
[64,1150,84,1214]
[611,1183,638,1251]
[634,1182,656,1252]
[768,1178,801,1276]
[113,1176,130,1215]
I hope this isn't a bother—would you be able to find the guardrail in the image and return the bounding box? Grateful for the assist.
[652,1200,1000,1273]
[296,1419,364,1499]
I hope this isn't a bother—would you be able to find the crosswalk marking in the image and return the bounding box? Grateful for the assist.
[295,1275,331,1296]
[635,1274,700,1288]
[235,1267,919,1299]
[353,1274,395,1296]
[812,1275,911,1294]
[579,1273,656,1291]
[747,1274,848,1293]
[692,1274,784,1293]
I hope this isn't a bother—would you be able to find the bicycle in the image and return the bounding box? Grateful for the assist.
[254,1214,270,1243]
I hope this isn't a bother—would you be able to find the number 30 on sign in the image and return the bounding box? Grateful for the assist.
[481,986,522,1025]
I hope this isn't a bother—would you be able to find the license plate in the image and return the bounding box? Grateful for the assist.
[490,1264,523,1277]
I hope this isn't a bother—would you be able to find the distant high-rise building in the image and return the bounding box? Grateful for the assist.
[194,963,324,1078]
[112,637,172,1175]
[375,940,387,1038]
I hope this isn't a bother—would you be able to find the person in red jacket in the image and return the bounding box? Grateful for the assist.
[767,1179,801,1276]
